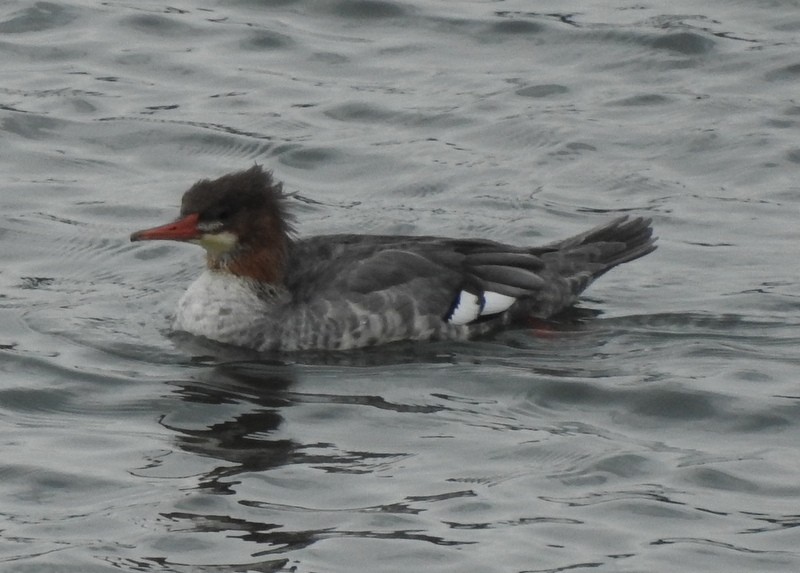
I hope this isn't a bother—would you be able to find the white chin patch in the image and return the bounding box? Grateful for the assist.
[448,291,481,325]
[481,292,516,315]
[199,231,238,254]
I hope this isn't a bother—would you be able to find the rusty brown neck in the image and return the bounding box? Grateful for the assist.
[207,235,288,285]
[205,207,292,285]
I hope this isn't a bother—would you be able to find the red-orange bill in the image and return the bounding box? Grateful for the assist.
[130,213,200,242]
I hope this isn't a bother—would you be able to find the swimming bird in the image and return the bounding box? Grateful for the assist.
[131,166,656,352]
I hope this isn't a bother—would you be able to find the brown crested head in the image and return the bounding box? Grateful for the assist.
[181,165,294,244]
[131,165,295,284]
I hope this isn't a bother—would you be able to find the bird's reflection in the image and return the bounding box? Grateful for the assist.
[160,360,298,493]
[154,357,472,565]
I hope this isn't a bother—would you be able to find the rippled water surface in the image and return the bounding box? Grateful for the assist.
[2,1,799,571]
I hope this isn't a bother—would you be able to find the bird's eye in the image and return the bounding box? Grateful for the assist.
[197,220,224,233]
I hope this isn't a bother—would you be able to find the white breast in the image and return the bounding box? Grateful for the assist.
[173,270,271,345]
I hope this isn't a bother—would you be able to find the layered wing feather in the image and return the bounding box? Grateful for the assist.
[286,236,547,327]
[278,216,655,348]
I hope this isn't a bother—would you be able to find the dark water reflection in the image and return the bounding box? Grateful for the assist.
[157,360,480,564]
[162,363,296,494]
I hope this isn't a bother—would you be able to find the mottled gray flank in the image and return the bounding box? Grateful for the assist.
[175,216,655,351]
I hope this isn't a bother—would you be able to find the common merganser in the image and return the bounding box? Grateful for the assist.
[131,166,656,352]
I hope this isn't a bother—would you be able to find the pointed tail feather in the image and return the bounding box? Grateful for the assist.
[544,215,656,278]
[527,216,656,315]
[584,215,657,277]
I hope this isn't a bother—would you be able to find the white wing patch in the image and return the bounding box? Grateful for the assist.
[448,291,481,325]
[481,292,516,315]
[447,290,517,325]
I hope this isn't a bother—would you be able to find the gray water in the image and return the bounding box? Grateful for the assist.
[2,1,799,571]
